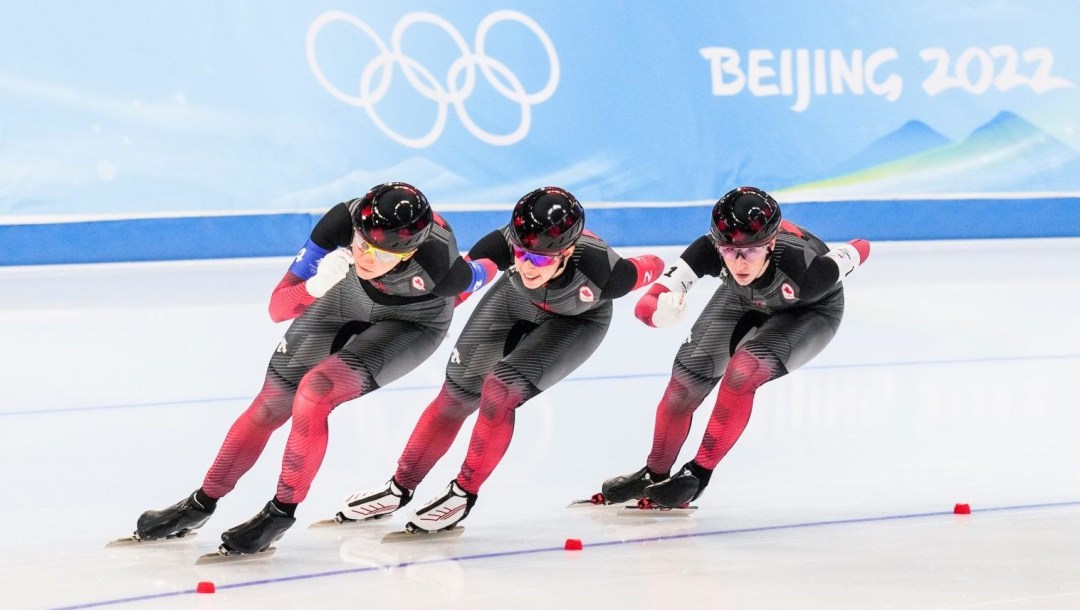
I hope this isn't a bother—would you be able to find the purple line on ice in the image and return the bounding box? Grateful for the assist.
[7,353,1080,417]
[50,499,1080,610]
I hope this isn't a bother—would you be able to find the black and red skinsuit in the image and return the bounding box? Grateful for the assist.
[638,221,849,475]
[393,227,665,494]
[201,201,485,505]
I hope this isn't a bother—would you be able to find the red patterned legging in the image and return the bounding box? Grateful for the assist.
[202,356,369,503]
[647,349,778,474]
[394,363,538,495]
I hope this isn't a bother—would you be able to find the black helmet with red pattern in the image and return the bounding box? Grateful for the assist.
[509,187,585,254]
[709,186,782,247]
[351,182,433,253]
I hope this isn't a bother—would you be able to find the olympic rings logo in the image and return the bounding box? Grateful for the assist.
[306,10,560,148]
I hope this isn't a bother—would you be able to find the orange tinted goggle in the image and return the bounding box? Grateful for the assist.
[353,234,412,262]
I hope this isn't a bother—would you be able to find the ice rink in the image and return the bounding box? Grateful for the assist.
[2,239,1078,609]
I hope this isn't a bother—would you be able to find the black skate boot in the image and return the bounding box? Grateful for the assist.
[220,501,296,555]
[600,466,669,504]
[643,461,712,508]
[134,491,214,541]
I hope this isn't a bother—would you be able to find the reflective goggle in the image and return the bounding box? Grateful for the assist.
[714,243,771,261]
[512,246,561,267]
[353,234,412,262]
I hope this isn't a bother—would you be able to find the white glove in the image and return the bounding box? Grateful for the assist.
[305,248,354,298]
[650,290,687,328]
[824,239,870,282]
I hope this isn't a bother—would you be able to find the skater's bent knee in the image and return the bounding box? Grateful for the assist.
[723,350,776,394]
[478,364,538,412]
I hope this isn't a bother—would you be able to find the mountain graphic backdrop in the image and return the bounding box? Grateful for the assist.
[783,112,1080,198]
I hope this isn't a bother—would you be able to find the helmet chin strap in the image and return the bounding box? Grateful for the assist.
[551,245,576,279]
[543,255,568,281]
[753,252,775,281]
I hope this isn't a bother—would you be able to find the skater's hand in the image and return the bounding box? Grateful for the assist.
[636,284,687,328]
[824,239,870,282]
[305,248,354,298]
[848,239,870,264]
[652,290,687,327]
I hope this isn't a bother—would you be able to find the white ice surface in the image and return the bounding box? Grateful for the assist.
[1,239,1078,609]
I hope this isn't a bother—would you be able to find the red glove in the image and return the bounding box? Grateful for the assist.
[628,254,666,290]
[635,283,687,328]
[849,239,870,264]
[824,239,871,281]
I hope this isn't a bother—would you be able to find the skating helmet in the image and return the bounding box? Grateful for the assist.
[351,182,433,253]
[709,186,782,247]
[509,187,585,254]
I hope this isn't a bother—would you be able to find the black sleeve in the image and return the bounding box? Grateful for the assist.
[411,236,454,289]
[682,235,725,278]
[597,258,641,300]
[309,202,354,250]
[430,257,473,297]
[798,256,842,301]
[777,245,841,301]
[466,229,513,270]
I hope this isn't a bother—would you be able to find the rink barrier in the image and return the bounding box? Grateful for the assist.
[2,196,1079,266]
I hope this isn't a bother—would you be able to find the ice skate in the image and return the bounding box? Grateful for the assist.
[599,466,669,504]
[567,492,617,507]
[642,461,712,508]
[194,546,278,565]
[382,480,475,542]
[109,491,213,546]
[617,496,698,517]
[197,501,294,564]
[381,522,467,543]
[311,478,412,528]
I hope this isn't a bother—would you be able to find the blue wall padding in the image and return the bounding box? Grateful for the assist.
[2,197,1076,266]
